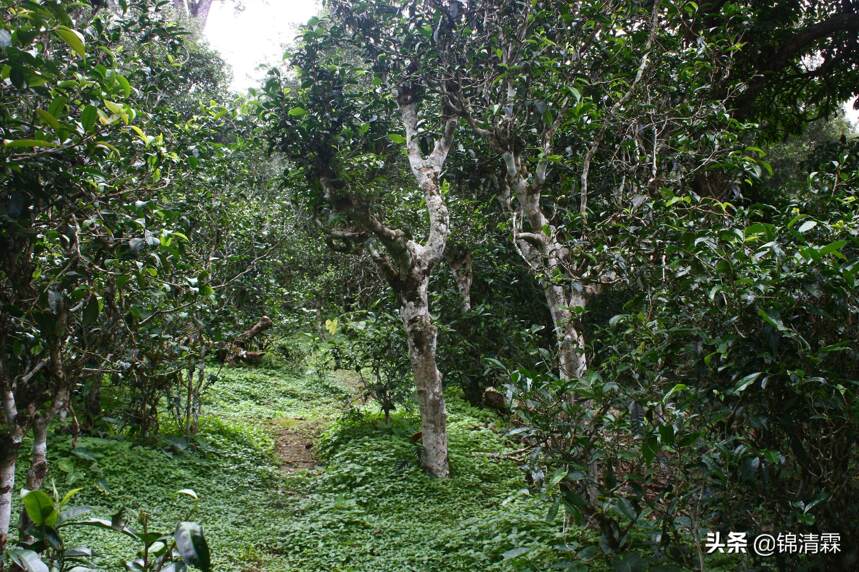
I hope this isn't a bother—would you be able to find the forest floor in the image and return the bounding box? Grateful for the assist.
[27,360,584,571]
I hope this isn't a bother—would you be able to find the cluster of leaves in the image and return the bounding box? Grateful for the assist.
[328,311,414,422]
[504,135,858,569]
[9,487,210,572]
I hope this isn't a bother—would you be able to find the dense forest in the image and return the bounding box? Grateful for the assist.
[1,0,857,570]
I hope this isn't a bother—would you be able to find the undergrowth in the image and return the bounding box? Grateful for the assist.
[270,395,589,571]
[14,363,590,571]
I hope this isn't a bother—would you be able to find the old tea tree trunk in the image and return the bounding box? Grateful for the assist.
[401,95,453,477]
[315,87,457,477]
[0,377,21,556]
[377,92,457,478]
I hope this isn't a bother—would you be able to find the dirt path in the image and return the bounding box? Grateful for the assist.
[271,369,364,473]
[273,418,325,473]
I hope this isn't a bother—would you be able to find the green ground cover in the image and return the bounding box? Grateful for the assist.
[16,364,587,571]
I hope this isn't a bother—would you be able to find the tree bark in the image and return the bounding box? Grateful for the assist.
[396,96,455,477]
[25,419,49,491]
[172,0,215,30]
[0,453,15,556]
[234,315,273,346]
[544,283,587,380]
[26,394,66,495]
[501,151,588,380]
[401,282,449,477]
[447,248,473,313]
[219,315,272,364]
[312,87,456,477]
[0,388,21,557]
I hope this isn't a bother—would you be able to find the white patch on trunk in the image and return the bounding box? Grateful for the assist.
[0,454,16,552]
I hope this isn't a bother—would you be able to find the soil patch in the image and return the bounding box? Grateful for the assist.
[273,418,325,473]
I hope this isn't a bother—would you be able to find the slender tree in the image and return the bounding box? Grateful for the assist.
[262,3,464,476]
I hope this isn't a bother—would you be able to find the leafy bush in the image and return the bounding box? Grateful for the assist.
[503,141,859,569]
[333,312,414,423]
[8,487,210,572]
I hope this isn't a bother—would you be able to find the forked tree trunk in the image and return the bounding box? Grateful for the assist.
[318,90,455,477]
[399,97,455,477]
[501,151,589,381]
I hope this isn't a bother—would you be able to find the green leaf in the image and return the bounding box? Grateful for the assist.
[819,240,847,258]
[502,547,530,560]
[743,222,776,241]
[733,372,761,394]
[103,100,129,124]
[757,308,786,332]
[175,522,211,571]
[387,133,406,144]
[22,490,59,528]
[642,433,659,464]
[612,553,646,572]
[36,109,60,131]
[114,73,132,97]
[549,467,567,487]
[129,125,152,146]
[60,487,83,508]
[55,26,86,58]
[287,106,307,117]
[613,497,638,522]
[8,549,49,572]
[659,424,675,446]
[81,105,98,132]
[797,220,817,233]
[4,139,57,149]
[662,383,687,402]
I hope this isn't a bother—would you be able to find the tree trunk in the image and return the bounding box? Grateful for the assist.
[219,315,272,364]
[501,151,588,381]
[25,420,48,491]
[190,0,214,28]
[544,283,587,380]
[0,452,15,556]
[401,281,449,478]
[317,91,456,477]
[18,389,67,538]
[235,315,273,345]
[396,95,456,478]
[84,375,101,429]
[172,0,215,30]
[0,389,21,557]
[447,248,473,313]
